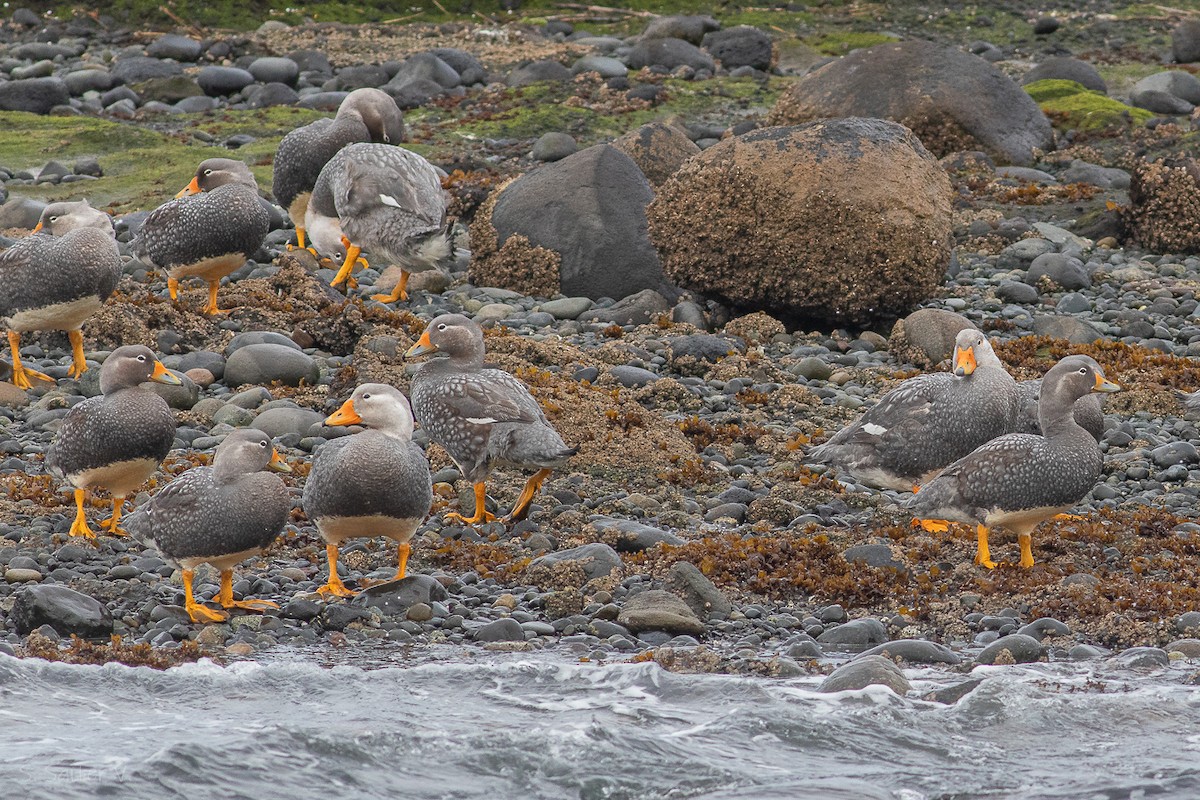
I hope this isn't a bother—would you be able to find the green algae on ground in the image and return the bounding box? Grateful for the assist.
[1024,79,1153,132]
[803,31,898,56]
[0,107,326,213]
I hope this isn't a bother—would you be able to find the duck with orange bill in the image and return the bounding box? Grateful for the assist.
[904,355,1121,569]
[135,158,269,315]
[45,346,181,539]
[127,429,292,624]
[405,314,576,526]
[0,200,120,389]
[302,383,433,598]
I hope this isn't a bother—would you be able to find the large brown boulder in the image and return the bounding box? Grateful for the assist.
[469,144,674,300]
[768,40,1054,166]
[646,118,952,327]
[1123,159,1200,253]
[611,122,700,187]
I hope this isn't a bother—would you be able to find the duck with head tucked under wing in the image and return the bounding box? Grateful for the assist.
[0,200,120,389]
[126,428,292,624]
[272,87,405,251]
[305,142,451,300]
[903,355,1120,570]
[137,158,269,316]
[45,345,181,539]
[303,383,432,598]
[405,314,576,526]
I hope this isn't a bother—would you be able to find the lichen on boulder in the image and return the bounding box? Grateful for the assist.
[646,118,952,327]
[610,121,700,187]
[1123,158,1200,254]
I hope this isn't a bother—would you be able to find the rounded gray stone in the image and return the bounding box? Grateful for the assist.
[224,344,319,387]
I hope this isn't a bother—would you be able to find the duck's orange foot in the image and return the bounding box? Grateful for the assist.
[186,602,229,624]
[316,579,357,599]
[225,598,280,613]
[444,510,497,526]
[915,518,950,534]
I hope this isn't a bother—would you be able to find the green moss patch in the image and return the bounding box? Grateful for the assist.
[1024,79,1153,132]
[803,31,899,56]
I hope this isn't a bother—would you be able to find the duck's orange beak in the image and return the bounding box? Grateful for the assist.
[325,398,362,426]
[404,329,436,359]
[1093,373,1121,393]
[267,448,292,473]
[150,361,182,385]
[31,221,43,234]
[953,345,977,377]
[175,176,201,199]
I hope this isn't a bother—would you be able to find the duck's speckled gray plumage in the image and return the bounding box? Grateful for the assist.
[272,88,404,219]
[45,345,176,486]
[303,384,432,534]
[903,355,1118,532]
[1016,378,1105,442]
[137,159,269,272]
[306,142,449,271]
[808,329,1021,491]
[0,201,120,328]
[127,429,290,565]
[408,314,575,483]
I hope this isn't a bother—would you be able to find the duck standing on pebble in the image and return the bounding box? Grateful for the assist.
[45,345,181,538]
[306,142,450,300]
[272,88,405,251]
[807,328,1021,489]
[0,200,120,388]
[137,158,269,316]
[303,384,433,598]
[903,355,1120,569]
[406,314,576,525]
[126,429,292,624]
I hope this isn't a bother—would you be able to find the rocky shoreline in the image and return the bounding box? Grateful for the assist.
[1,3,1200,695]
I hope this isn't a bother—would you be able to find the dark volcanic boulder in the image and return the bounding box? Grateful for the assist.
[627,38,715,72]
[1021,57,1107,94]
[769,40,1054,166]
[1173,20,1200,63]
[611,121,700,186]
[111,56,182,84]
[507,59,571,86]
[1123,159,1200,254]
[470,144,673,300]
[647,119,952,326]
[701,26,774,71]
[11,584,113,637]
[0,77,69,114]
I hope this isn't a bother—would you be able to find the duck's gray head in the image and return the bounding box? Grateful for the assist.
[324,383,415,440]
[339,87,405,145]
[403,313,484,363]
[1043,355,1121,403]
[99,345,183,394]
[34,200,114,238]
[213,428,292,478]
[176,158,258,198]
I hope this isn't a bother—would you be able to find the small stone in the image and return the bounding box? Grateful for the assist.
[1110,647,1170,669]
[473,618,525,642]
[4,568,41,583]
[224,344,319,387]
[610,365,658,388]
[11,584,113,637]
[816,618,888,648]
[666,561,732,620]
[858,639,961,664]
[819,655,910,694]
[617,589,705,635]
[531,132,577,162]
[976,633,1044,665]
[405,603,433,622]
[353,575,448,617]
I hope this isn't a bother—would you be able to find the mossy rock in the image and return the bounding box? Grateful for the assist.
[1024,79,1152,131]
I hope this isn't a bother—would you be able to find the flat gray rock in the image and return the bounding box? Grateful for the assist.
[11,584,113,637]
[617,589,705,635]
[976,633,1045,664]
[224,343,319,387]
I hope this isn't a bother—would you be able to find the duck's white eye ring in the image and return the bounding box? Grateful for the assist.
[48,216,58,223]
[260,441,268,447]
[437,323,447,331]
[1078,367,1088,374]
[203,169,213,176]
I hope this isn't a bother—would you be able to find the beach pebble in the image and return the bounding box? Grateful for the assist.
[473,618,525,642]
[976,633,1044,665]
[10,584,113,637]
[617,590,705,635]
[858,639,961,664]
[817,618,888,647]
[820,655,911,694]
[224,344,319,387]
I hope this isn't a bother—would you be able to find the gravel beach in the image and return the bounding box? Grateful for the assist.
[1,1,1200,696]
